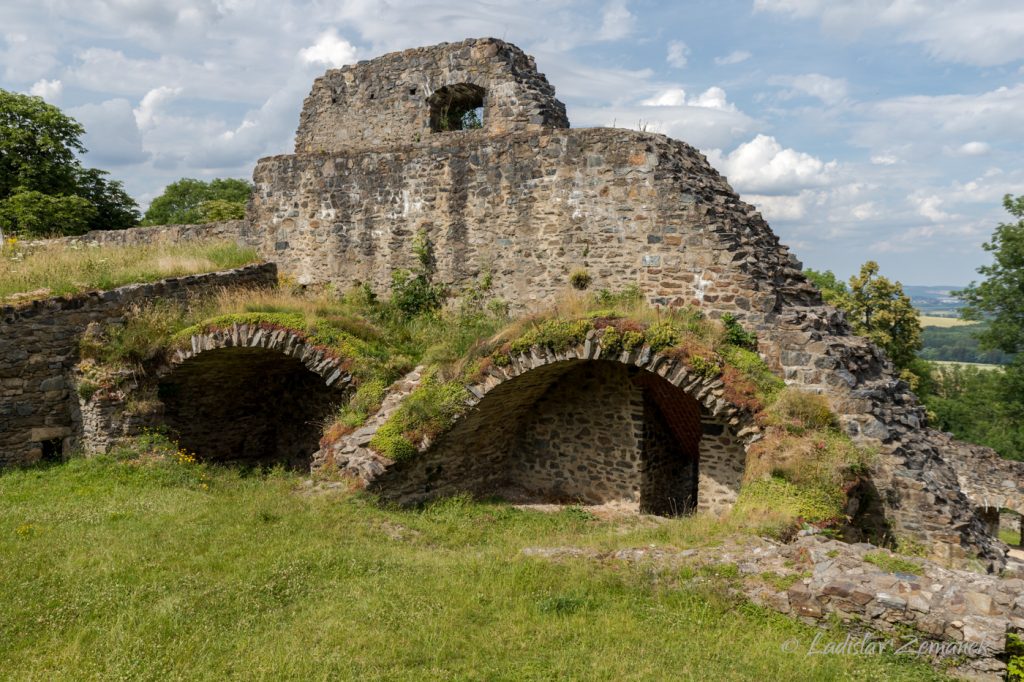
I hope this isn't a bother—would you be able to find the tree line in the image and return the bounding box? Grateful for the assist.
[806,195,1024,461]
[0,89,250,240]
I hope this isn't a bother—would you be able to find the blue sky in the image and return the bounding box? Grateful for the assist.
[2,1,1023,285]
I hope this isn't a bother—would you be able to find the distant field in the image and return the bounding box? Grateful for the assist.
[932,360,1003,372]
[919,315,978,328]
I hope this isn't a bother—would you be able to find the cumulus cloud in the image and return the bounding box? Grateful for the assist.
[753,0,1024,66]
[640,86,736,111]
[69,99,149,166]
[954,141,990,156]
[29,78,62,101]
[299,29,358,68]
[714,50,751,65]
[598,0,635,41]
[705,134,838,194]
[666,40,689,68]
[133,86,182,128]
[770,73,849,104]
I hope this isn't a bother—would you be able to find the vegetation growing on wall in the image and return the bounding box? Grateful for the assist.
[0,239,258,303]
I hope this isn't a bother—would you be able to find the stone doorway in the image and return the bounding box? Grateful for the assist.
[158,347,345,469]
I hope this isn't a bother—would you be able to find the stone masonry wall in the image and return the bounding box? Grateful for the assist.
[57,219,251,248]
[295,38,568,154]
[255,121,1007,564]
[0,263,277,465]
[512,362,644,504]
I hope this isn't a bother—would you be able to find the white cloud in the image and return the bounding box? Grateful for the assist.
[856,84,1024,154]
[299,29,358,68]
[133,86,182,128]
[754,0,1024,67]
[770,73,849,105]
[705,134,838,194]
[714,50,751,65]
[744,191,822,221]
[870,154,899,166]
[955,141,990,156]
[912,194,953,222]
[70,99,149,166]
[29,78,62,101]
[598,0,635,41]
[666,40,689,68]
[640,86,736,111]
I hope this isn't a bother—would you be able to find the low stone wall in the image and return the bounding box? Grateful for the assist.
[0,263,277,465]
[60,219,251,248]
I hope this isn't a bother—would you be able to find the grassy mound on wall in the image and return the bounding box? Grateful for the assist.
[81,279,871,535]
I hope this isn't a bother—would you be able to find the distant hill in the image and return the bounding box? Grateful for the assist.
[903,285,964,317]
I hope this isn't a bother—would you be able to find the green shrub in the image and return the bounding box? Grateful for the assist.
[569,268,592,290]
[368,375,471,460]
[368,420,417,461]
[721,313,757,350]
[719,346,784,405]
[689,355,722,380]
[735,475,846,525]
[1007,633,1024,682]
[766,390,838,431]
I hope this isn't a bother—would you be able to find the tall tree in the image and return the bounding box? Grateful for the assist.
[957,194,1024,355]
[142,178,252,225]
[0,89,139,238]
[807,261,922,371]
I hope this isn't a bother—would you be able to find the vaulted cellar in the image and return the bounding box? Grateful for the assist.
[158,347,346,469]
[372,360,748,515]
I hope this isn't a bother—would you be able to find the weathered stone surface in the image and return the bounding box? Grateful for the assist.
[0,263,277,465]
[522,533,1024,679]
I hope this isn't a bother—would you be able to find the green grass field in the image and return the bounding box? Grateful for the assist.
[0,454,950,681]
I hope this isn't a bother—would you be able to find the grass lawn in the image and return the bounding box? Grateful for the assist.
[0,455,950,681]
[1000,526,1022,548]
[918,315,978,328]
[0,239,259,303]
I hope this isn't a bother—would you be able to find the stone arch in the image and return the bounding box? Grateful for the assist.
[361,335,762,513]
[158,325,352,468]
[427,83,486,132]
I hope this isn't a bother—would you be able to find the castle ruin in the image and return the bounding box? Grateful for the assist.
[1,38,1021,571]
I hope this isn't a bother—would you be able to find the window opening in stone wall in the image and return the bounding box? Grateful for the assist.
[40,437,63,463]
[428,84,485,132]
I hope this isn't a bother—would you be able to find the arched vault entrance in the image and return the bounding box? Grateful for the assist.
[369,347,757,516]
[158,326,351,469]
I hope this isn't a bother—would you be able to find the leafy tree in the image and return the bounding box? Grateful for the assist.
[925,363,1024,461]
[142,178,252,226]
[803,268,848,304]
[956,194,1024,355]
[0,89,139,238]
[840,261,922,371]
[806,262,922,372]
[0,190,95,237]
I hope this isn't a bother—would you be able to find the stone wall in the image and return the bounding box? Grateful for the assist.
[255,57,1009,563]
[58,219,250,248]
[325,339,759,515]
[294,38,568,154]
[513,362,645,505]
[0,263,277,465]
